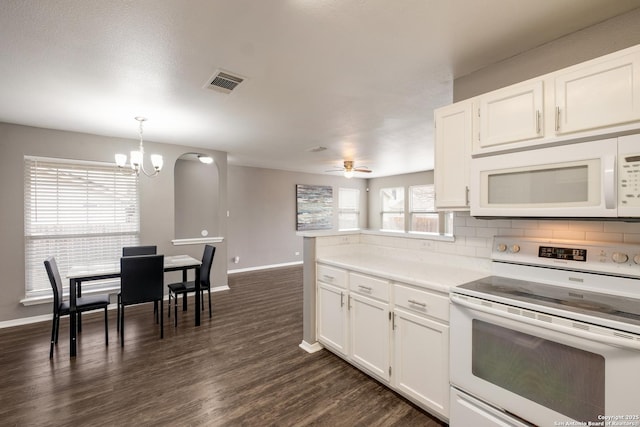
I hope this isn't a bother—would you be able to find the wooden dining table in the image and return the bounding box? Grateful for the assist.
[66,255,202,357]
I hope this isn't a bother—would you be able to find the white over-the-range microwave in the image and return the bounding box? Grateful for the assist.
[469,134,640,219]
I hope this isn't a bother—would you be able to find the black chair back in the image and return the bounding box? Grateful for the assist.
[200,245,216,288]
[122,245,157,256]
[120,255,164,305]
[44,257,63,314]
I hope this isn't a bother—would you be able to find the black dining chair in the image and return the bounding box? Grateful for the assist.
[117,254,164,346]
[167,245,216,327]
[44,256,110,359]
[122,245,157,256]
[122,245,159,318]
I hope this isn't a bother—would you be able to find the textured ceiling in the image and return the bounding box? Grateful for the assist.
[1,0,639,177]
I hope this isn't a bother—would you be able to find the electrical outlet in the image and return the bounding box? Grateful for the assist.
[419,241,434,250]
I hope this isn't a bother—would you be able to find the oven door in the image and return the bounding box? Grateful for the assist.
[450,295,640,426]
[470,138,617,217]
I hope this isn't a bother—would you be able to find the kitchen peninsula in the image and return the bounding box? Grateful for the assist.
[298,230,489,421]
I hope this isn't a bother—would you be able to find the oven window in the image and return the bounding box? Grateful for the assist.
[472,320,604,422]
[487,165,589,204]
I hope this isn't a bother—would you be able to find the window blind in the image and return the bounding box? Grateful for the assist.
[338,188,360,230]
[24,157,140,297]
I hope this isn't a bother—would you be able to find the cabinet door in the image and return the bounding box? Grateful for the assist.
[555,52,640,134]
[317,282,348,356]
[477,80,543,150]
[350,293,390,381]
[393,308,449,418]
[434,101,472,209]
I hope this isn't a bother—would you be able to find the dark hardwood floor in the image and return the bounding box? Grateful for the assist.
[0,266,446,427]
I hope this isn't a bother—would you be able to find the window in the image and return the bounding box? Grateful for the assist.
[380,187,404,231]
[338,188,360,230]
[409,184,453,235]
[24,157,140,298]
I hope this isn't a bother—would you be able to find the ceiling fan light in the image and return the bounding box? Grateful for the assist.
[344,170,354,179]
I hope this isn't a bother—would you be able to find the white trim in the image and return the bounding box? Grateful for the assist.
[0,314,51,329]
[0,303,119,329]
[211,284,230,292]
[171,237,224,246]
[21,284,121,306]
[25,154,117,168]
[228,261,303,274]
[299,340,324,353]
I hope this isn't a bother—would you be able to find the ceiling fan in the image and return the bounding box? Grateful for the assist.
[327,160,372,178]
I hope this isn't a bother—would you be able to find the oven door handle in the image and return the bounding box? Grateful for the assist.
[453,297,640,351]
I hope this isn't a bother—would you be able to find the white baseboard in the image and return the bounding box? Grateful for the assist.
[0,313,52,329]
[228,261,303,275]
[299,340,323,354]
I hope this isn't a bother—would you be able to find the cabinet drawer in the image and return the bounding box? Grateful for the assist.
[350,272,389,302]
[317,264,347,288]
[394,284,449,322]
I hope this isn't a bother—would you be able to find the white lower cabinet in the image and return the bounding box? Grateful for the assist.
[316,263,451,422]
[317,281,348,356]
[393,306,449,419]
[350,292,390,381]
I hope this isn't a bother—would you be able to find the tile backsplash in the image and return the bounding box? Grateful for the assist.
[440,212,640,259]
[315,212,640,260]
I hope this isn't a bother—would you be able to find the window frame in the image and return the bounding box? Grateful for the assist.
[409,184,453,236]
[380,186,405,232]
[338,187,360,231]
[23,156,140,300]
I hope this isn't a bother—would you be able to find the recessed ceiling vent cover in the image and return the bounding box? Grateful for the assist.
[205,70,245,94]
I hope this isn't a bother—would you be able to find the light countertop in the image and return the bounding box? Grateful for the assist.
[317,252,490,294]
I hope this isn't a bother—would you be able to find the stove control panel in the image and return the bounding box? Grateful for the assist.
[492,237,640,278]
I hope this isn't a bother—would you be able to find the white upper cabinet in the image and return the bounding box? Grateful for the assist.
[475,80,544,151]
[434,100,473,210]
[554,51,640,134]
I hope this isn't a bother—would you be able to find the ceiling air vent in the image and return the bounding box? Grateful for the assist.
[206,70,245,94]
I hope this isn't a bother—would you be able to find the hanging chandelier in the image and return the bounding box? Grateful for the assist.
[115,117,163,177]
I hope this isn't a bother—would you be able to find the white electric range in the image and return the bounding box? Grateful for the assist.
[449,236,640,427]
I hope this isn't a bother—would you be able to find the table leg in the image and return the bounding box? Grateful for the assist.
[69,278,78,357]
[194,266,201,326]
[182,269,188,312]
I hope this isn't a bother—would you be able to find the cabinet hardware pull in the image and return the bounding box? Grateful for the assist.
[408,299,426,307]
[536,110,541,134]
[392,312,396,330]
[358,285,372,291]
[465,186,469,206]
[340,291,344,307]
[555,106,560,131]
[323,275,334,281]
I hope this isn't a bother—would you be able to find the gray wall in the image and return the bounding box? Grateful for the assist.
[454,8,640,101]
[0,122,228,322]
[227,165,368,271]
[367,171,434,230]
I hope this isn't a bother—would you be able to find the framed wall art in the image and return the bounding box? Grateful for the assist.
[296,184,333,231]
